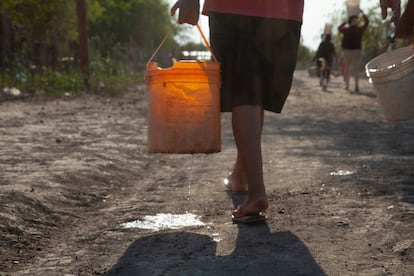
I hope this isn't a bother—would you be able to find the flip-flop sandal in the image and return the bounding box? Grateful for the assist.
[232,212,266,224]
[224,178,247,194]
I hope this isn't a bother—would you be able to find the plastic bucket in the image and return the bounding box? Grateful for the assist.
[365,46,414,121]
[346,0,360,17]
[146,60,221,153]
[324,23,333,35]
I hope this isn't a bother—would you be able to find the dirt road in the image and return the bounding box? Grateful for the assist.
[1,70,413,275]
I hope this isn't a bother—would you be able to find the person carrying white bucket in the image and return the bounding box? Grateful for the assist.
[338,9,369,93]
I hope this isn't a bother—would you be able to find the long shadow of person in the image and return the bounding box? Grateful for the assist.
[105,193,326,275]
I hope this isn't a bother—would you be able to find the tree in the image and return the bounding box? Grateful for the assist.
[87,0,178,68]
[76,0,89,87]
[1,0,181,76]
[0,0,77,72]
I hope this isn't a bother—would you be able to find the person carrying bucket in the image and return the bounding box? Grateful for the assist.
[313,33,338,88]
[380,0,414,44]
[338,9,369,93]
[171,0,304,224]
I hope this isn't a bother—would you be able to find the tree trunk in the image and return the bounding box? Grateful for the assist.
[1,10,12,73]
[75,0,89,89]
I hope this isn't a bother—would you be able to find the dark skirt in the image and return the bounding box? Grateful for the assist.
[209,13,302,113]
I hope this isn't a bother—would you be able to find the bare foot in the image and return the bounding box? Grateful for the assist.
[224,172,248,194]
[232,197,269,218]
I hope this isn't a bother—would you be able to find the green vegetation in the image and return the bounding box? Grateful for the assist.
[297,41,315,70]
[2,1,409,96]
[0,0,177,96]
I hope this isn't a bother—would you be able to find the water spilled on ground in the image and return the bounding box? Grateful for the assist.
[121,213,207,231]
[329,170,355,176]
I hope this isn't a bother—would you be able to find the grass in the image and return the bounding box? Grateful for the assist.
[1,58,144,97]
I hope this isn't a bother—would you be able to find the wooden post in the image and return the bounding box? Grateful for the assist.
[75,0,89,89]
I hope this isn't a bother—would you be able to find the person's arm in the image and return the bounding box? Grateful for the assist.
[170,0,200,25]
[395,0,414,39]
[338,22,347,33]
[380,0,401,24]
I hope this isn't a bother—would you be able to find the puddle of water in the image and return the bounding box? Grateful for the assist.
[121,213,206,231]
[211,233,222,242]
[329,170,355,176]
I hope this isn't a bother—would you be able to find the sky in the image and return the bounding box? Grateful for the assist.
[167,0,379,50]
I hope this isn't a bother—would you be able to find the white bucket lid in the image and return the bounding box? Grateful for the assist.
[365,47,414,80]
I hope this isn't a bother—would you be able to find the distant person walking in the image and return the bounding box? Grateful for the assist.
[338,9,369,92]
[313,34,337,87]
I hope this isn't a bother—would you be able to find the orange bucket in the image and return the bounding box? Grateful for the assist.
[145,25,221,153]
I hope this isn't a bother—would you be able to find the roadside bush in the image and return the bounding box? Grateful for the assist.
[25,70,85,96]
[1,58,143,97]
[88,58,140,96]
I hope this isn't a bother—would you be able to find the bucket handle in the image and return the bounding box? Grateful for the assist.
[377,35,395,56]
[146,24,218,68]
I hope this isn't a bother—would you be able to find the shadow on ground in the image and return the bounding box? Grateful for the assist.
[106,192,326,276]
[105,227,325,276]
[263,116,414,205]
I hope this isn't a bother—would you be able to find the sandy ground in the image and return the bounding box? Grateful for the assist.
[0,70,413,275]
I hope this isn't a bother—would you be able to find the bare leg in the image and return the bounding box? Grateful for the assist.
[354,73,359,92]
[225,153,248,193]
[353,53,362,92]
[231,105,268,217]
[227,109,264,193]
[343,54,351,90]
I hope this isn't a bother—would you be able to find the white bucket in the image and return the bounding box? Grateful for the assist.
[346,0,360,17]
[365,46,414,121]
[324,23,333,35]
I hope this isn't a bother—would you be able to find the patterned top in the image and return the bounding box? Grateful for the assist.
[203,0,304,22]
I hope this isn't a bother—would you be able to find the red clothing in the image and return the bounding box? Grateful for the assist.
[202,0,304,22]
[338,14,369,50]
